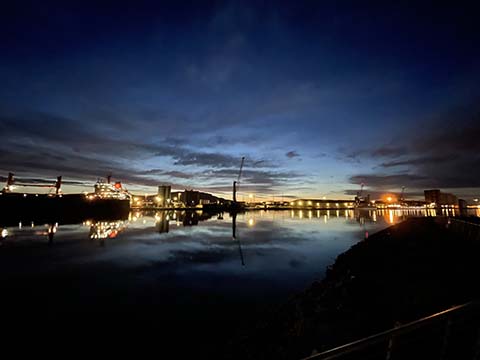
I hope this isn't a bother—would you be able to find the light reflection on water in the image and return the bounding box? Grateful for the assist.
[0,209,478,302]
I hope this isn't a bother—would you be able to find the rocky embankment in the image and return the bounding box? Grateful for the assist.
[226,217,480,360]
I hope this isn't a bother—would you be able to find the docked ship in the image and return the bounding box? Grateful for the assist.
[0,173,130,226]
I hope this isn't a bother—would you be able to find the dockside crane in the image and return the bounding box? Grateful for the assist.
[232,156,246,266]
[2,172,62,195]
[355,183,365,205]
[233,156,245,204]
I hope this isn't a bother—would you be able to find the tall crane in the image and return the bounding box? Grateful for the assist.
[400,186,406,202]
[355,183,365,205]
[233,157,245,204]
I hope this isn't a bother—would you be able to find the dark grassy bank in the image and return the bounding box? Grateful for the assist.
[226,217,480,359]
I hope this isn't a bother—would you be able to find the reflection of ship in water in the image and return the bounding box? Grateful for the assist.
[88,220,127,239]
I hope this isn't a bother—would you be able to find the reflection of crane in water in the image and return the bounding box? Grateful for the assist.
[232,212,245,266]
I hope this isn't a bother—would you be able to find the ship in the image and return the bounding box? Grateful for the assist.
[0,173,130,226]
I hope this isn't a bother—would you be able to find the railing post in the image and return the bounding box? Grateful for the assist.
[473,326,480,360]
[385,321,401,360]
[439,317,453,360]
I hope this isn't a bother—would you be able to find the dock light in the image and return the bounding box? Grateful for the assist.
[387,197,392,202]
[298,201,303,206]
[308,201,312,206]
[316,202,320,206]
[335,203,339,207]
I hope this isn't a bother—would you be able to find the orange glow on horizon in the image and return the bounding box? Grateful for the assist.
[382,194,397,203]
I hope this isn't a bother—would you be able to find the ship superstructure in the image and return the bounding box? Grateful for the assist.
[90,175,131,200]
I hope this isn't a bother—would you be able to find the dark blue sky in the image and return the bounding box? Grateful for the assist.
[1,1,479,199]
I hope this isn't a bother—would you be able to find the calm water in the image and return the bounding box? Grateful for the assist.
[0,209,438,304]
[1,208,479,356]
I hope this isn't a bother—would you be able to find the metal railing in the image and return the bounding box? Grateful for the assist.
[445,218,480,241]
[302,302,480,360]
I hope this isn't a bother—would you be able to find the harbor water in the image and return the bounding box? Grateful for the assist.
[0,208,478,356]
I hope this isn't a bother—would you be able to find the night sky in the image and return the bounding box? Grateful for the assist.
[1,1,479,200]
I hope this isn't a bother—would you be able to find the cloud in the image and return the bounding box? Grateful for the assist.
[171,151,242,168]
[286,150,300,159]
[206,168,302,186]
[0,111,276,191]
[349,174,430,189]
[379,154,458,168]
[138,169,195,179]
[371,146,407,158]
[345,101,480,195]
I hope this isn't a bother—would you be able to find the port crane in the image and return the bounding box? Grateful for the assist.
[400,186,406,203]
[355,183,365,205]
[231,157,246,266]
[2,172,62,195]
[232,156,245,204]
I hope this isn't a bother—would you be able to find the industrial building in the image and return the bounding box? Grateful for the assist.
[169,189,227,208]
[424,189,458,206]
[157,185,171,207]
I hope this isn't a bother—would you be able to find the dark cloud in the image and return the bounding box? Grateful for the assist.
[138,169,195,179]
[171,152,242,168]
[379,154,458,168]
[346,102,480,197]
[349,174,429,189]
[0,111,274,192]
[371,146,407,158]
[286,151,300,159]
[340,145,407,161]
[206,169,302,186]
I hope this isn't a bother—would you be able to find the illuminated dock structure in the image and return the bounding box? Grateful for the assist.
[259,199,355,210]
